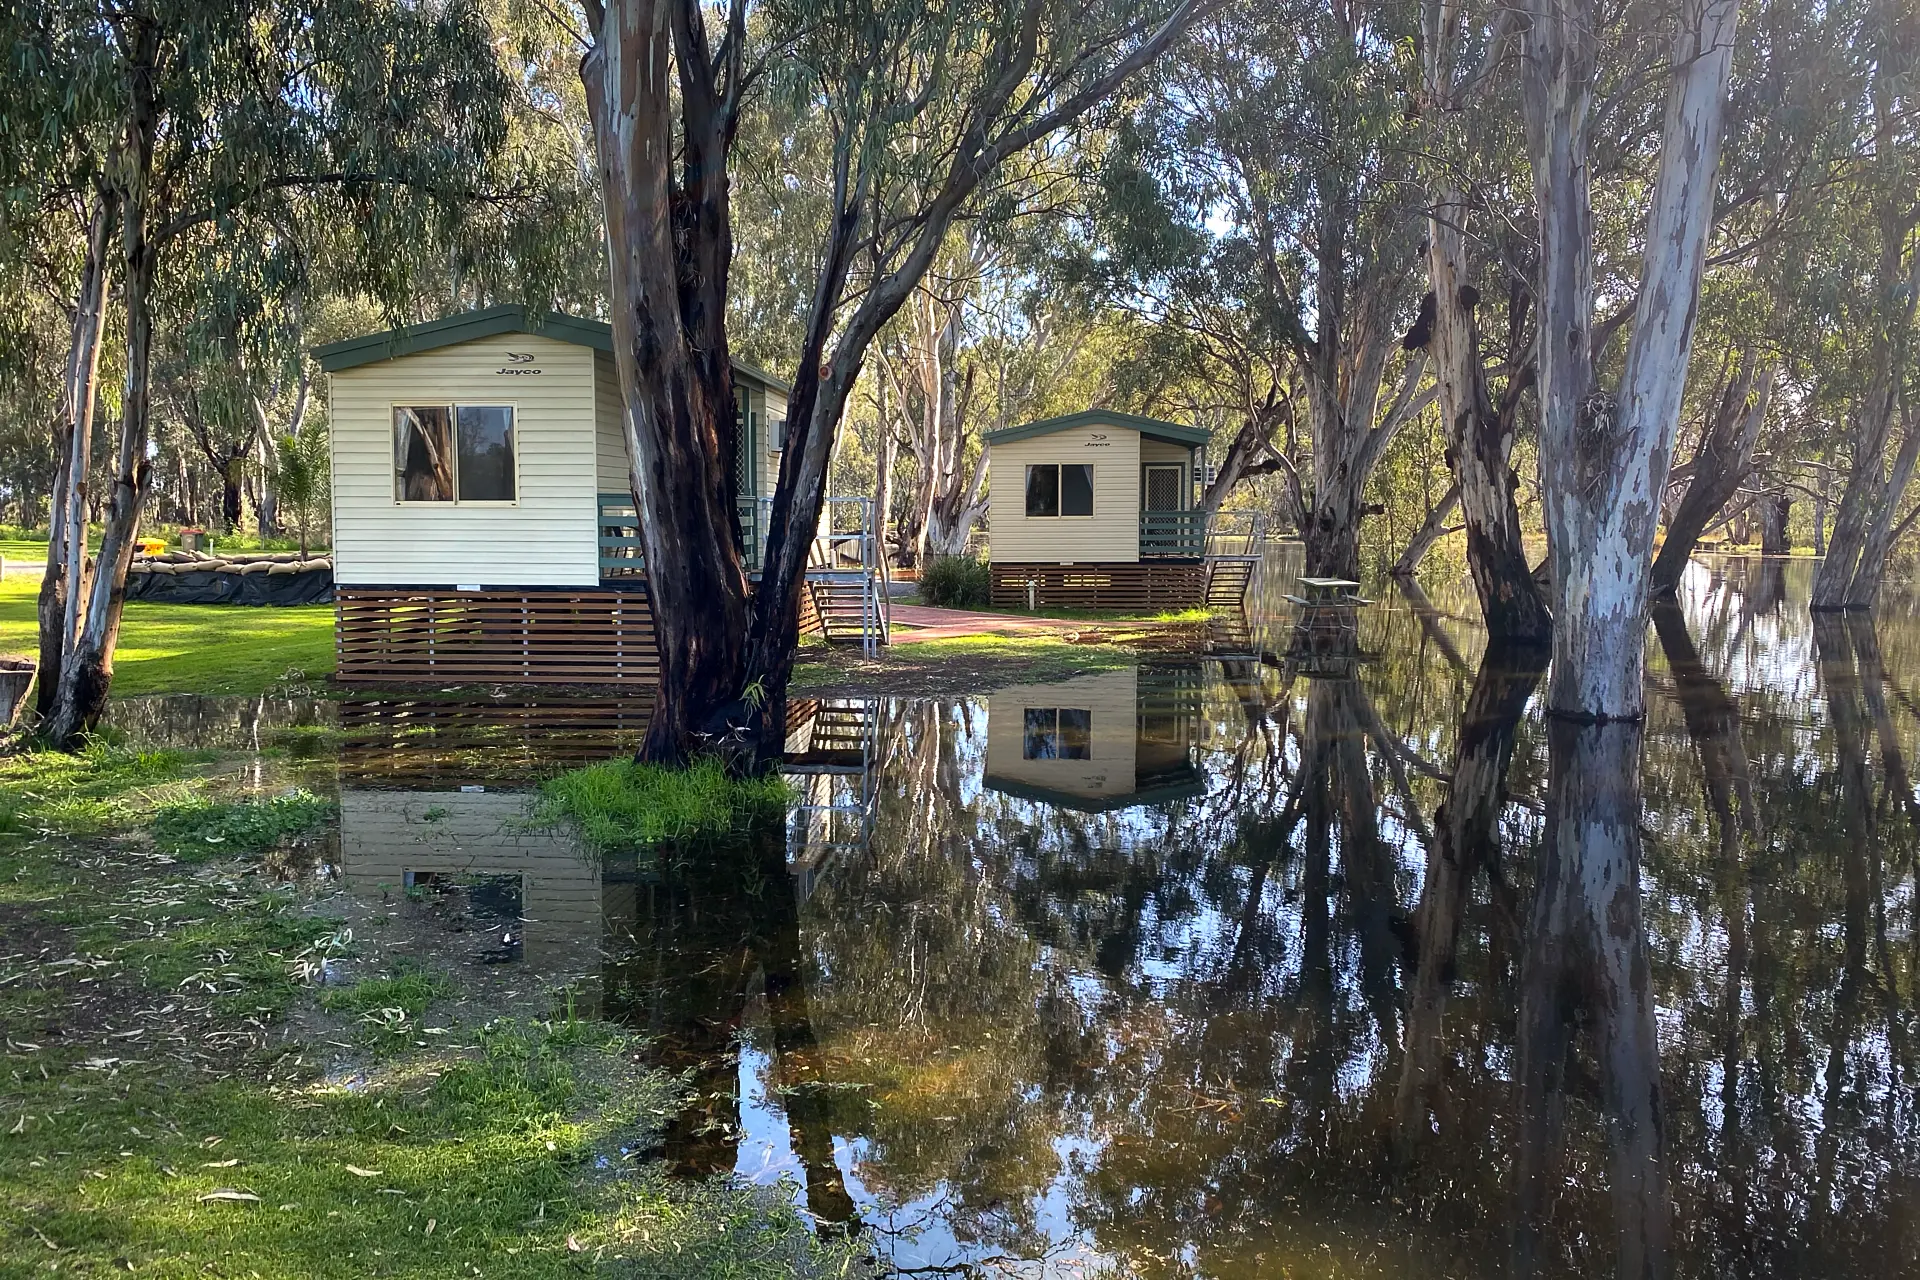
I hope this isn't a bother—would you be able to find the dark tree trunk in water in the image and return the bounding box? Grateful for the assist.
[1390,480,1459,579]
[1515,719,1671,1280]
[1396,644,1545,1150]
[1650,358,1774,596]
[582,3,751,762]
[1758,494,1789,555]
[39,195,117,720]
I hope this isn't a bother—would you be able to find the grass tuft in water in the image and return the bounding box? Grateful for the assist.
[533,756,789,854]
[151,789,336,860]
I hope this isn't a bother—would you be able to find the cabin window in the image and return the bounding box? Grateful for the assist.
[1025,464,1093,518]
[1023,707,1092,760]
[394,404,516,503]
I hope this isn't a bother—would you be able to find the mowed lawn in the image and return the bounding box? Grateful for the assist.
[0,573,334,696]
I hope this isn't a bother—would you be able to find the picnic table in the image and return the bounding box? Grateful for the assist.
[1284,577,1373,607]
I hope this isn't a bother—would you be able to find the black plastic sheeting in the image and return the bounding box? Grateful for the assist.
[123,567,333,606]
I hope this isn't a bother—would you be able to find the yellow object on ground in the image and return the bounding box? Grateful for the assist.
[138,537,166,555]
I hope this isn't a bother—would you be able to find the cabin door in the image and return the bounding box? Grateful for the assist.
[1142,464,1185,512]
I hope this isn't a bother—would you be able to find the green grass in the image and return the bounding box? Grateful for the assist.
[151,790,336,861]
[0,738,210,837]
[533,757,791,855]
[0,573,335,696]
[0,743,857,1280]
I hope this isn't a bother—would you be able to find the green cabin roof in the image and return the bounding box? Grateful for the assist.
[984,409,1208,449]
[311,304,791,394]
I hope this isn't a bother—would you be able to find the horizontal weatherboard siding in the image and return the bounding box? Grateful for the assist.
[988,426,1142,563]
[330,335,600,586]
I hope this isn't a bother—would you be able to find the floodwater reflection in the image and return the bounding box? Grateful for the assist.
[103,555,1920,1277]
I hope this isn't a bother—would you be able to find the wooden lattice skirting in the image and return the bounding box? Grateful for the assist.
[336,586,659,686]
[990,562,1206,611]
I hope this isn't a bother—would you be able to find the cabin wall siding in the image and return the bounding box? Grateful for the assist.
[330,335,599,587]
[336,789,601,970]
[1140,438,1195,506]
[987,426,1142,563]
[593,353,628,496]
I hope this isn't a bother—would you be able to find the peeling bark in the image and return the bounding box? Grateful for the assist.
[582,0,751,762]
[1525,0,1738,718]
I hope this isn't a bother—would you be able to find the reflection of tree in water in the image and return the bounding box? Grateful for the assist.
[616,572,1920,1276]
[600,827,856,1225]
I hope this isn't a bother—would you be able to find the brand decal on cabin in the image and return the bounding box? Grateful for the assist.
[1085,432,1111,447]
[497,352,541,375]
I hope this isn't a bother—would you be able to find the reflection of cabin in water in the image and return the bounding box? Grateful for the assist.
[984,411,1263,611]
[983,667,1204,812]
[315,305,886,685]
[335,789,603,974]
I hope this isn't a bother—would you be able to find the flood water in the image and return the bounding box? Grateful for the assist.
[108,555,1920,1277]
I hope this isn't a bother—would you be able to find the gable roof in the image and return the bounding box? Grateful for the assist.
[311,304,792,394]
[984,409,1208,449]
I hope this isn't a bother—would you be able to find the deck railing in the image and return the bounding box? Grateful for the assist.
[1140,508,1209,557]
[598,492,770,577]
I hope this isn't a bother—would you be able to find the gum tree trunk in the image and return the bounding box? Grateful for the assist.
[1390,480,1460,578]
[582,0,751,762]
[1527,0,1737,718]
[38,194,117,720]
[47,159,159,745]
[1845,418,1920,607]
[1517,0,1736,1272]
[1812,97,1920,611]
[1425,211,1552,642]
[1651,357,1775,596]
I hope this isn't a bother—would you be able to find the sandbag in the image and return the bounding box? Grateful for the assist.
[122,565,333,605]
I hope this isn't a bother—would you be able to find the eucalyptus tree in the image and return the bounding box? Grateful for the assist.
[575,0,1210,763]
[1515,0,1739,1269]
[3,0,585,745]
[1810,2,1920,610]
[1091,0,1431,582]
[1414,1,1553,644]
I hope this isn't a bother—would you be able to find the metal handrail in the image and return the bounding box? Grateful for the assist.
[601,490,889,655]
[1140,508,1209,557]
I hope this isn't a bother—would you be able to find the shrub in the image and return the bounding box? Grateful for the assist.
[532,757,789,854]
[920,553,991,608]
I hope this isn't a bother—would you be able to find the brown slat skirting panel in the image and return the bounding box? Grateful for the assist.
[989,562,1206,611]
[336,586,659,685]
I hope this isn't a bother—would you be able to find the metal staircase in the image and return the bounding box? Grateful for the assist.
[780,697,880,897]
[1204,511,1267,610]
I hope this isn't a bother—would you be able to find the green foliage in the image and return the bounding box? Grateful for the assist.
[151,789,335,861]
[919,553,992,608]
[0,738,204,837]
[533,758,790,855]
[274,421,332,555]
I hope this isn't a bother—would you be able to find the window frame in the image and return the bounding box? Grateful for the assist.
[1024,462,1095,519]
[1021,706,1093,760]
[391,401,521,507]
